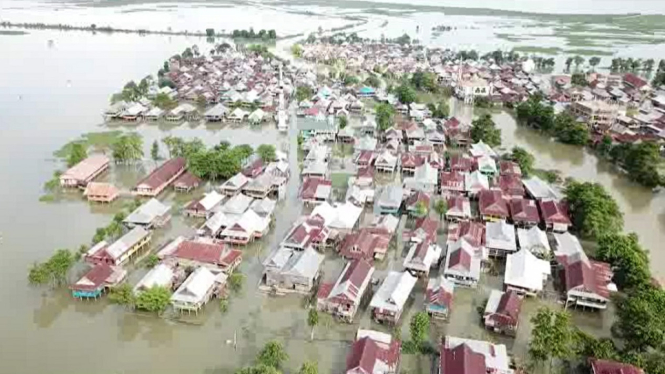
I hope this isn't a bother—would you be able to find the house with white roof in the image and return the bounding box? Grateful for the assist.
[523,176,563,201]
[403,239,443,277]
[464,170,489,196]
[517,226,551,258]
[261,246,324,295]
[133,264,174,294]
[476,155,497,176]
[171,267,226,313]
[311,201,363,233]
[370,271,417,325]
[219,209,270,245]
[123,198,171,229]
[485,221,517,257]
[166,103,198,122]
[469,140,498,158]
[219,173,250,196]
[375,151,398,174]
[403,163,438,194]
[85,227,152,266]
[184,191,225,218]
[504,249,551,296]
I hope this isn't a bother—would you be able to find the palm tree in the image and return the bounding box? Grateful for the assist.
[573,55,585,70]
[565,57,573,72]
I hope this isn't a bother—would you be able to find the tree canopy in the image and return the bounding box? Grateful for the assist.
[134,286,171,313]
[610,142,663,188]
[427,101,449,119]
[108,283,135,306]
[66,142,88,167]
[256,144,277,163]
[470,114,501,147]
[410,71,438,92]
[564,181,623,239]
[554,113,589,145]
[295,86,314,102]
[596,233,650,290]
[298,361,318,374]
[510,147,535,176]
[257,341,288,369]
[529,308,573,368]
[152,92,178,110]
[375,103,395,132]
[516,96,555,133]
[111,133,143,163]
[28,249,75,287]
[395,84,416,106]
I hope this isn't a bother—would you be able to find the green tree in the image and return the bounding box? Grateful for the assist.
[28,263,50,286]
[298,361,318,374]
[554,113,589,145]
[573,55,585,70]
[411,71,438,92]
[565,57,573,72]
[93,227,107,244]
[572,329,618,361]
[396,84,416,110]
[67,142,88,167]
[365,75,381,88]
[644,58,656,72]
[470,114,501,147]
[205,28,215,37]
[152,92,177,110]
[589,57,601,70]
[375,103,395,133]
[291,44,303,57]
[236,365,281,374]
[295,86,314,102]
[338,116,349,130]
[233,144,254,161]
[428,101,449,119]
[610,142,663,188]
[111,134,143,163]
[515,97,555,133]
[307,308,319,340]
[529,308,573,371]
[46,249,75,286]
[144,254,160,269]
[433,199,447,224]
[108,283,135,306]
[510,147,535,176]
[597,135,613,157]
[409,312,430,347]
[414,200,428,217]
[344,75,360,86]
[571,73,587,86]
[614,287,665,352]
[257,341,288,369]
[256,144,277,162]
[134,286,171,313]
[564,180,623,239]
[596,233,650,290]
[229,271,245,293]
[151,140,160,162]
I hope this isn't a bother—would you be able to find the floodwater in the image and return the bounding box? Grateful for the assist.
[2,1,665,373]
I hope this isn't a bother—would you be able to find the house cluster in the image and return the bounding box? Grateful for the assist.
[103,47,307,125]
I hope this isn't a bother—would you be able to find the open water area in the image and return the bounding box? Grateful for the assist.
[1,0,665,373]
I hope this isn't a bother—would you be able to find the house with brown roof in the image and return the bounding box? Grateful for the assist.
[403,217,438,244]
[483,290,522,336]
[339,228,392,261]
[300,178,332,206]
[539,199,571,232]
[133,157,187,197]
[317,259,374,322]
[497,174,525,199]
[173,171,201,193]
[445,194,472,221]
[449,155,474,173]
[590,359,644,374]
[554,232,614,310]
[478,190,509,221]
[440,171,465,194]
[242,158,265,178]
[60,155,110,187]
[498,160,522,177]
[83,182,120,203]
[346,330,401,374]
[440,336,512,374]
[425,276,454,320]
[157,236,242,273]
[355,150,376,167]
[509,198,540,227]
[70,264,127,299]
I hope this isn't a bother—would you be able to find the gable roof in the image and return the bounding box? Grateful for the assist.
[135,158,186,190]
[327,259,374,303]
[510,198,540,224]
[370,271,417,313]
[426,276,455,309]
[539,199,571,225]
[478,190,509,217]
[505,249,551,292]
[590,359,644,374]
[441,343,486,374]
[124,198,170,225]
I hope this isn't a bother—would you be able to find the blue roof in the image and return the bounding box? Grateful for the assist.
[359,86,375,94]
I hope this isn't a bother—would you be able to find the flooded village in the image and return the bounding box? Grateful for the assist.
[4,1,665,374]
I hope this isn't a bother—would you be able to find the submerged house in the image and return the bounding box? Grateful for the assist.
[479,190,509,221]
[483,290,523,336]
[183,191,225,218]
[539,199,571,232]
[299,177,332,206]
[444,222,486,287]
[70,264,127,299]
[133,263,175,294]
[124,198,171,229]
[219,173,250,196]
[338,228,392,261]
[517,226,551,257]
[403,239,442,277]
[85,227,152,266]
[370,271,417,325]
[504,249,551,296]
[60,155,110,187]
[345,330,401,374]
[133,157,187,197]
[219,209,271,245]
[261,246,324,295]
[485,220,517,257]
[173,171,201,193]
[440,336,512,374]
[445,194,472,221]
[83,182,120,203]
[375,185,404,215]
[166,103,198,122]
[509,198,540,227]
[425,276,455,320]
[171,267,227,313]
[317,259,374,323]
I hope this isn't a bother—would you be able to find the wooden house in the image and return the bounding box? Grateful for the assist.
[60,155,110,187]
[133,158,187,197]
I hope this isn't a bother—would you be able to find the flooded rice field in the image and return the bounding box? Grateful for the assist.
[2,1,665,373]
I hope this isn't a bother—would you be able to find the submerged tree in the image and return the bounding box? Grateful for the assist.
[108,283,135,306]
[257,341,288,369]
[470,114,501,147]
[528,307,573,372]
[510,147,535,176]
[111,134,143,163]
[67,142,88,167]
[375,103,395,133]
[307,308,319,340]
[256,144,277,163]
[298,361,318,374]
[134,286,171,313]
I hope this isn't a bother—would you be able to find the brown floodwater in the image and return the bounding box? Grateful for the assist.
[0,23,663,374]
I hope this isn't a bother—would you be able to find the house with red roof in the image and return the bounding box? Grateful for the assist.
[242,158,265,178]
[281,216,331,251]
[554,232,615,310]
[300,178,333,206]
[400,152,425,175]
[403,217,438,244]
[445,194,472,221]
[70,264,127,299]
[478,190,509,221]
[539,199,571,232]
[590,359,644,374]
[440,171,465,194]
[338,228,392,261]
[157,236,243,273]
[317,259,375,322]
[497,174,525,199]
[425,276,455,320]
[355,150,376,167]
[440,336,512,374]
[133,157,187,197]
[510,198,540,227]
[346,330,401,374]
[623,73,649,91]
[449,155,474,173]
[483,290,522,336]
[444,222,486,287]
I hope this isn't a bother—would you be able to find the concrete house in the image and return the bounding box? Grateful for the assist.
[370,271,417,325]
